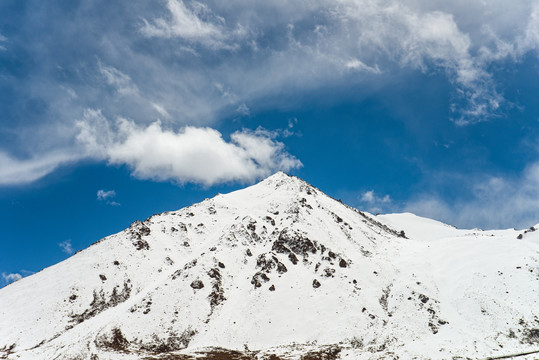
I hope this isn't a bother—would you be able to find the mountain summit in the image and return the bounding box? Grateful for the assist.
[1,173,538,359]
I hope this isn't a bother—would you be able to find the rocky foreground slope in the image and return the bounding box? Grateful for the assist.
[1,172,538,360]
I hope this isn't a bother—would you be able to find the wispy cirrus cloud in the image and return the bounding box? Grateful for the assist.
[354,158,539,229]
[357,164,539,229]
[133,0,538,124]
[140,0,230,47]
[0,151,77,186]
[2,0,539,187]
[404,161,539,230]
[330,1,503,125]
[98,61,139,96]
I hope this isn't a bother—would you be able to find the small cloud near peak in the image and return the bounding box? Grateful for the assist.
[58,240,75,255]
[1,272,22,286]
[97,189,120,206]
[359,190,392,214]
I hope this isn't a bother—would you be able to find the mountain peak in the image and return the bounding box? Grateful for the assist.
[1,175,538,360]
[265,170,291,180]
[259,171,303,188]
[222,171,316,205]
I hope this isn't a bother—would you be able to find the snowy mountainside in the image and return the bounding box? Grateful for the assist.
[0,172,538,360]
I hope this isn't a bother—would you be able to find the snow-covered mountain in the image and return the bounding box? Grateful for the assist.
[1,172,538,360]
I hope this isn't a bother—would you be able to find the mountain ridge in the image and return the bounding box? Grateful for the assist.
[1,172,538,360]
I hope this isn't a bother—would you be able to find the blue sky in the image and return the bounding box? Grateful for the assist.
[2,0,539,286]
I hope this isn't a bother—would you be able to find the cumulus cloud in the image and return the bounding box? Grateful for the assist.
[404,162,539,229]
[76,111,301,186]
[58,240,75,255]
[1,272,22,285]
[0,106,301,187]
[97,189,120,206]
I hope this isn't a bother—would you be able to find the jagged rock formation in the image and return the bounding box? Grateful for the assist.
[0,172,538,359]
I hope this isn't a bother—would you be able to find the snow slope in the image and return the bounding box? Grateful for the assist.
[0,172,538,360]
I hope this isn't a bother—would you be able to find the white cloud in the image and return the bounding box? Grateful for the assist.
[58,240,75,255]
[358,190,392,214]
[288,118,298,129]
[502,3,539,57]
[236,103,250,116]
[1,106,301,187]
[76,113,302,186]
[151,103,171,119]
[524,4,539,50]
[76,109,116,158]
[0,33,6,51]
[97,189,120,206]
[97,189,116,201]
[98,61,139,96]
[140,0,230,48]
[405,161,539,229]
[141,0,519,125]
[331,1,503,124]
[4,0,539,188]
[345,59,381,73]
[1,272,22,285]
[0,151,77,186]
